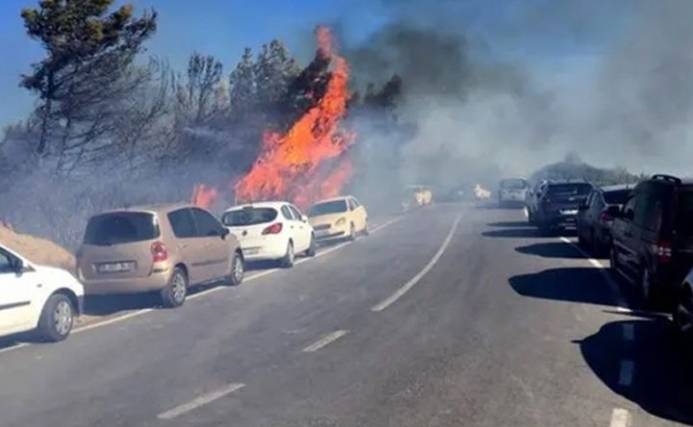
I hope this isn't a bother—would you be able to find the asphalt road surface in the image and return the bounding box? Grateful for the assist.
[1,204,693,427]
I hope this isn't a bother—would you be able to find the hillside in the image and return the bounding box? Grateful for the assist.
[0,225,75,272]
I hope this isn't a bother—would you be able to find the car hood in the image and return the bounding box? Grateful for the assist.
[309,213,348,226]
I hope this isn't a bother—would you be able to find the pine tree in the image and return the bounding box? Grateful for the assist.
[228,48,256,118]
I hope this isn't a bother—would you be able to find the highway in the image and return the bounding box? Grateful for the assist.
[1,203,692,427]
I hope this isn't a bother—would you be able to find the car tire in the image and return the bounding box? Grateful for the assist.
[348,223,356,241]
[37,293,74,342]
[226,251,245,286]
[306,235,317,257]
[673,286,693,343]
[161,267,187,308]
[280,241,295,268]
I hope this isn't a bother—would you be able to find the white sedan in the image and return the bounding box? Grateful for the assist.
[222,201,316,268]
[0,244,84,342]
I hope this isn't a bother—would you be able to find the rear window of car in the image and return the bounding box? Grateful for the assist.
[222,208,278,226]
[547,183,592,196]
[500,179,527,189]
[604,189,631,204]
[309,200,348,216]
[676,191,693,237]
[84,212,159,246]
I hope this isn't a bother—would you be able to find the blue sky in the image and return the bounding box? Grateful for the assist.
[0,0,626,130]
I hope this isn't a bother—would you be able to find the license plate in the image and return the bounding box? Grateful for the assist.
[561,209,578,216]
[97,262,134,273]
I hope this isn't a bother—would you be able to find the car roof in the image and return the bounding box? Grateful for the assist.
[546,180,590,186]
[223,201,293,211]
[311,196,352,204]
[95,203,193,216]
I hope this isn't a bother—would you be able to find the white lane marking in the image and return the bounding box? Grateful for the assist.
[618,360,634,386]
[157,383,245,420]
[0,342,29,355]
[0,216,404,356]
[623,324,635,342]
[372,214,462,312]
[302,330,349,352]
[74,308,155,334]
[609,408,631,427]
[558,236,628,308]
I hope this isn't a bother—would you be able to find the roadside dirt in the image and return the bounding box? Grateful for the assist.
[0,225,75,272]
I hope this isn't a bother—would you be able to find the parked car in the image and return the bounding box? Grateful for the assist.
[673,266,693,341]
[498,178,529,208]
[223,201,315,268]
[77,204,244,308]
[0,244,84,341]
[401,185,433,211]
[309,196,368,242]
[533,180,594,233]
[610,174,693,307]
[526,180,548,224]
[577,185,633,256]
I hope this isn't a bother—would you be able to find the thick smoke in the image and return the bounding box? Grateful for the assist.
[345,0,693,199]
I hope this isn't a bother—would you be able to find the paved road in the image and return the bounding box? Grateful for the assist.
[1,204,693,427]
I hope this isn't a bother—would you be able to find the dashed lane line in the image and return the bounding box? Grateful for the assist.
[157,383,245,420]
[618,360,635,386]
[302,330,349,352]
[371,214,462,312]
[609,408,631,427]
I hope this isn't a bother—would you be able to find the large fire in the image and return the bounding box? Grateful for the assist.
[230,26,355,209]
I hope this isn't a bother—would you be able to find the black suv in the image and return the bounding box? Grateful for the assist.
[534,181,593,233]
[610,174,693,306]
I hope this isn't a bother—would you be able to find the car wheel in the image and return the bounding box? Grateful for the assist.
[280,241,295,268]
[227,251,244,286]
[37,294,74,342]
[674,286,693,341]
[348,223,356,241]
[161,267,187,308]
[306,234,317,257]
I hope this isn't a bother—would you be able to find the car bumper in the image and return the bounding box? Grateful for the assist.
[76,295,85,315]
[81,270,171,295]
[241,238,289,261]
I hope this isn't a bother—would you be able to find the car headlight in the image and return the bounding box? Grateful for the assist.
[336,217,346,226]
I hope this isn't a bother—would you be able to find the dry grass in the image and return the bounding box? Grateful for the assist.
[0,225,75,272]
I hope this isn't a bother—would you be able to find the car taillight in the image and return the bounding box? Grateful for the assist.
[151,241,168,263]
[262,223,283,235]
[600,211,614,222]
[655,240,673,263]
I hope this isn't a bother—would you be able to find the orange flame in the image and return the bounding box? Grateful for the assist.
[192,184,219,209]
[234,26,355,209]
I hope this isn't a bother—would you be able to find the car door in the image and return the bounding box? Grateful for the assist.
[168,208,206,284]
[289,205,311,252]
[191,208,230,281]
[280,205,299,250]
[0,249,36,335]
[619,194,643,277]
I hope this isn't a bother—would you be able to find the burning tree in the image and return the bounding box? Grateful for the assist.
[195,26,356,210]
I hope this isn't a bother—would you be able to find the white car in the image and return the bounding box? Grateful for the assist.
[222,202,316,268]
[498,178,529,207]
[0,244,84,342]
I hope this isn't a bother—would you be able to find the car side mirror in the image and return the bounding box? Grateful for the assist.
[220,228,230,239]
[301,214,308,222]
[9,256,24,274]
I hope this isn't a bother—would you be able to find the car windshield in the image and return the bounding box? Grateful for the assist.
[222,208,278,226]
[500,179,527,189]
[547,184,592,197]
[83,212,158,246]
[604,189,631,204]
[309,200,348,216]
